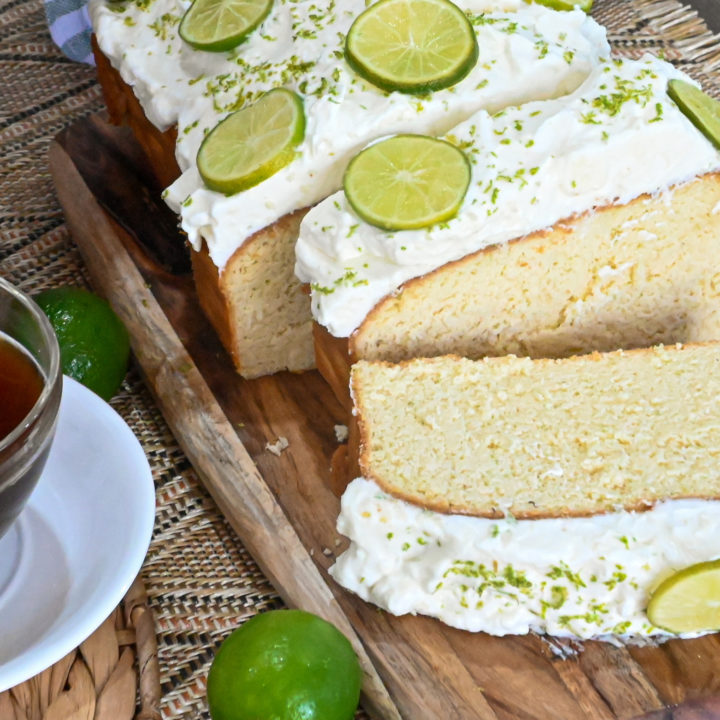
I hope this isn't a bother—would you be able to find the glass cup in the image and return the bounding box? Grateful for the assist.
[0,278,62,540]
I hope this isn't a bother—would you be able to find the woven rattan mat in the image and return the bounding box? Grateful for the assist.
[1,9,282,712]
[2,0,720,717]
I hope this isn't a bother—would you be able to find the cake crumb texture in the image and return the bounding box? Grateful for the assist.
[352,174,720,364]
[192,209,315,377]
[351,344,720,518]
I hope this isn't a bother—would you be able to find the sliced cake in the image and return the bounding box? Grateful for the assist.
[330,345,720,638]
[349,346,720,517]
[330,476,720,638]
[297,55,720,404]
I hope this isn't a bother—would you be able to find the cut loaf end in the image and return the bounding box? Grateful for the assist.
[351,345,720,519]
[192,211,315,378]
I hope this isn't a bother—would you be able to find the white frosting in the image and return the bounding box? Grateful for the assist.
[90,0,191,130]
[296,55,720,337]
[331,478,720,639]
[89,0,610,268]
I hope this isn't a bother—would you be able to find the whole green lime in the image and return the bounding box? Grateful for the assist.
[207,609,363,720]
[34,287,130,401]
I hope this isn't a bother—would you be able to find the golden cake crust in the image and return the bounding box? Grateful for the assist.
[92,36,180,189]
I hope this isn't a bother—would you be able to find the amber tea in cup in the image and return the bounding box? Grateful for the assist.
[0,279,62,540]
[1,335,45,439]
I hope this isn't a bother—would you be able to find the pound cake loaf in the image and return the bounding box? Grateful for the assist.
[93,49,316,375]
[89,0,608,376]
[298,55,720,404]
[330,345,720,639]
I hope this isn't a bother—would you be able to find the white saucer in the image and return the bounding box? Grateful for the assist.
[0,376,155,692]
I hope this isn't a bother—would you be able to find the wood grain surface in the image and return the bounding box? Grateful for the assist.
[49,114,720,720]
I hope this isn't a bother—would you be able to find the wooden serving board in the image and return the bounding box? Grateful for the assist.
[48,114,720,720]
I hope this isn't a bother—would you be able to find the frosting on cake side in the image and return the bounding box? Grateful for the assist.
[331,478,720,639]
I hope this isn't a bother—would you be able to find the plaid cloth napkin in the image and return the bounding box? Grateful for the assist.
[44,0,95,64]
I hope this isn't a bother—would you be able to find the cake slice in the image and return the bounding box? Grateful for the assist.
[349,345,720,518]
[298,55,720,403]
[329,345,720,639]
[89,0,608,376]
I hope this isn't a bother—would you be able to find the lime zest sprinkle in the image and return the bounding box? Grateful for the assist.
[649,102,664,123]
[540,586,568,618]
[547,562,586,589]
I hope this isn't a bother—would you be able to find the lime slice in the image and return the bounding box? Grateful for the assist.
[343,134,471,230]
[529,0,593,11]
[646,559,720,634]
[197,88,305,195]
[179,0,273,51]
[668,79,720,151]
[345,0,478,94]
